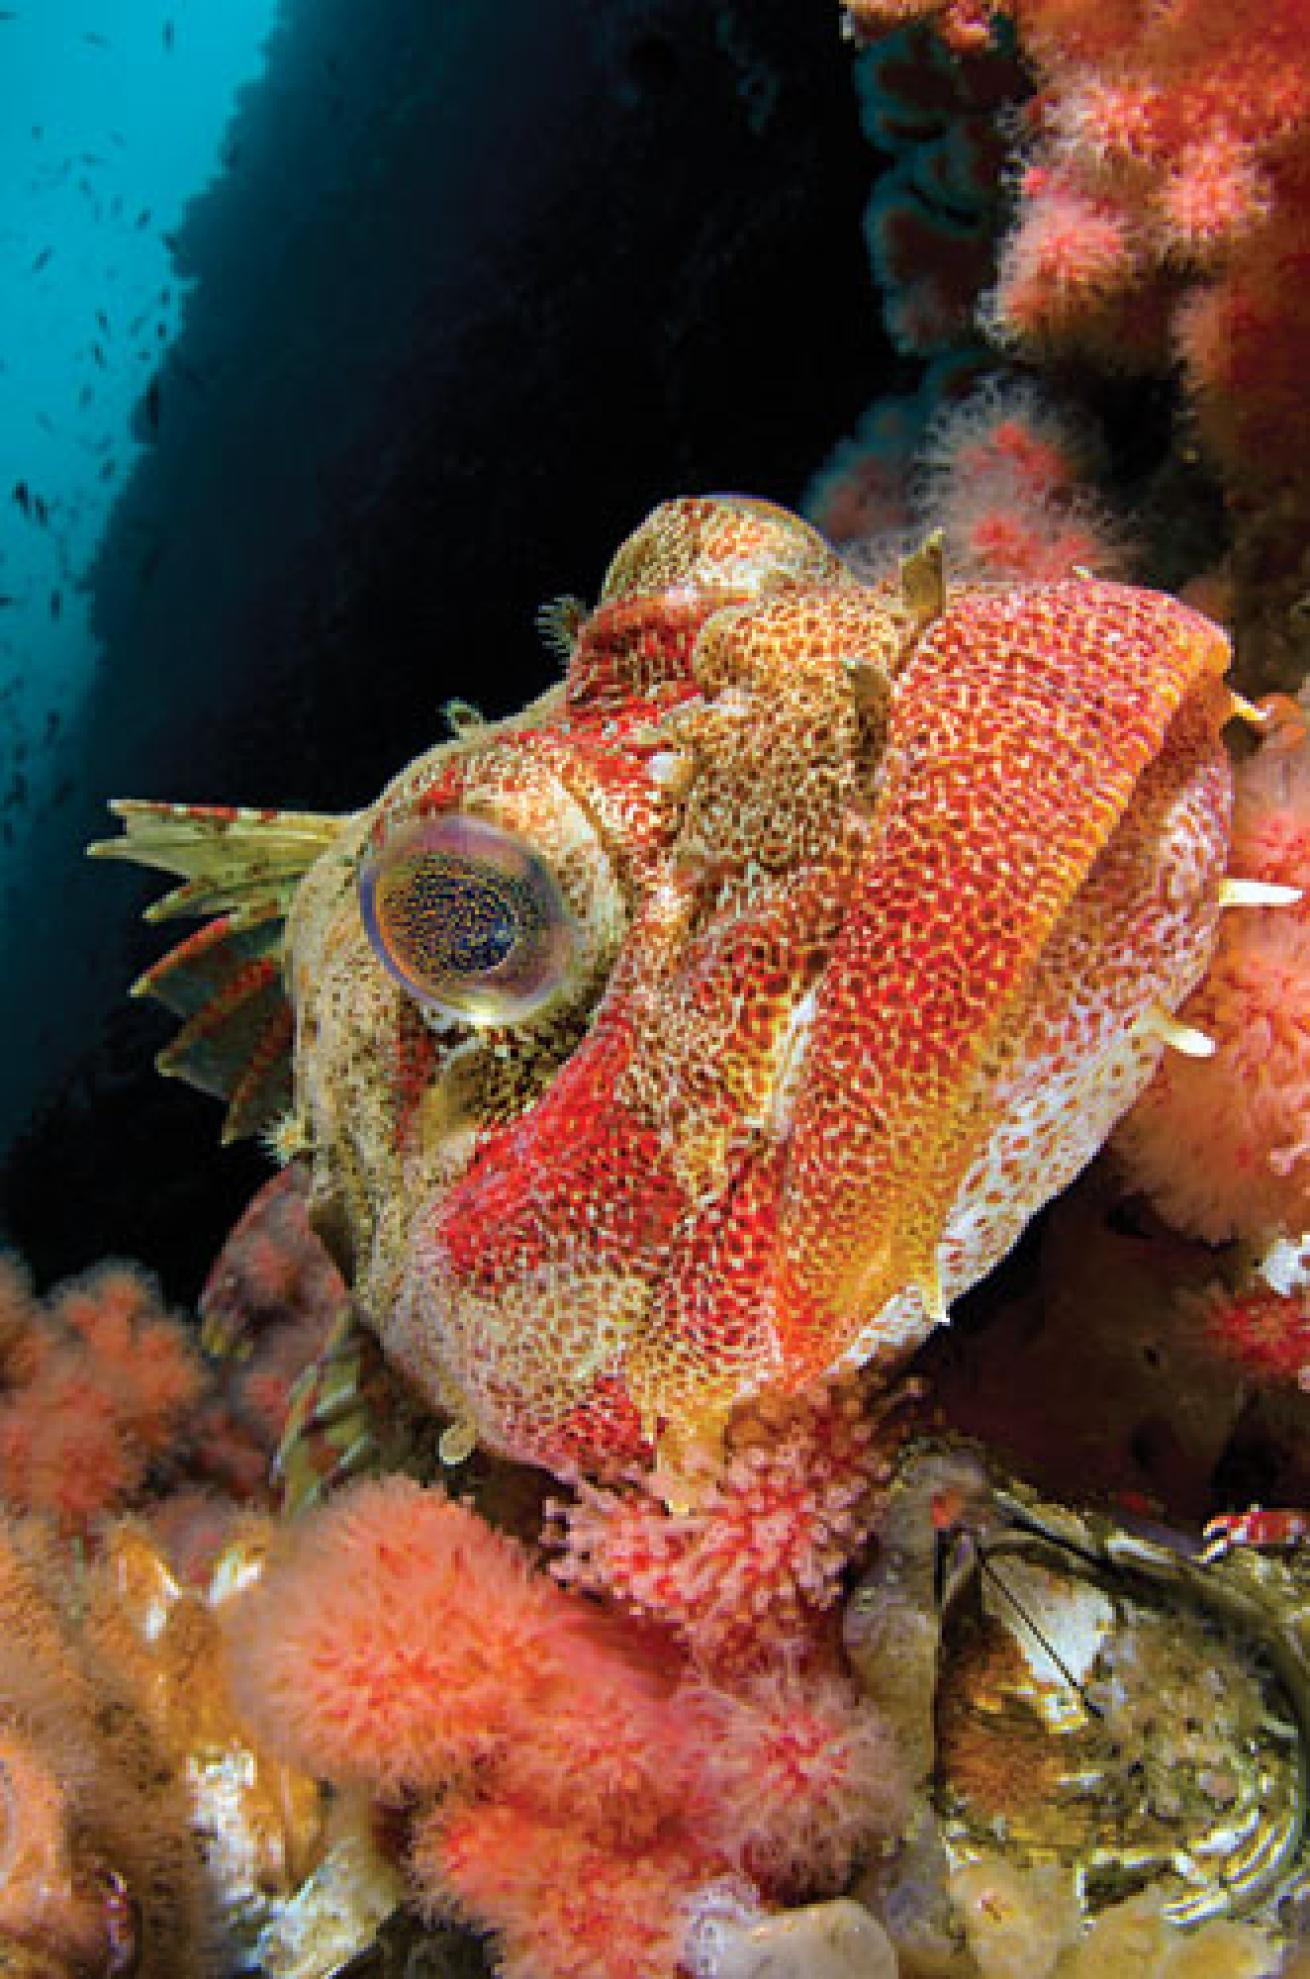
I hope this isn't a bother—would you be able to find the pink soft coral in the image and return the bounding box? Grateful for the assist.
[689,1668,907,1901]
[547,1381,900,1676]
[420,1670,905,1979]
[413,1801,702,1979]
[918,378,1128,581]
[1186,1276,1310,1390]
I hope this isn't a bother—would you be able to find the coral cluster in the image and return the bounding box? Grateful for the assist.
[805,18,1033,567]
[843,0,1310,470]
[979,2,1307,490]
[841,0,1310,687]
[821,375,1129,584]
[226,1477,907,1979]
[913,378,1126,580]
[807,18,1139,587]
[0,1254,203,1535]
[0,1190,344,1571]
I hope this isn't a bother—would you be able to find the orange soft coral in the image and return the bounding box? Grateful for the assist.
[0,1257,204,1534]
[226,1476,589,1795]
[0,1229,339,1564]
[1113,717,1310,1242]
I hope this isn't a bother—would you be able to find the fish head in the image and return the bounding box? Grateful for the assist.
[104,498,1237,1481]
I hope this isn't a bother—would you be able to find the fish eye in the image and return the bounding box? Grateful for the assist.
[359,812,579,1023]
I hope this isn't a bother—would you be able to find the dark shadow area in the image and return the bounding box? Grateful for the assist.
[2,0,888,1297]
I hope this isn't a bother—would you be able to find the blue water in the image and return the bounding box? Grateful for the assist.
[0,0,275,1075]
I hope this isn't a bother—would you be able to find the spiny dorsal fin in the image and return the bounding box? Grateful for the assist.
[535,593,588,662]
[89,799,347,1140]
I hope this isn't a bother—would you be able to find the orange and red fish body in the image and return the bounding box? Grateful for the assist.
[94,497,1237,1479]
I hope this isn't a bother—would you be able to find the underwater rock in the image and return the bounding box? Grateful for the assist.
[950,1859,1281,1978]
[685,1897,899,1979]
[846,1444,1310,1970]
[253,1814,405,1979]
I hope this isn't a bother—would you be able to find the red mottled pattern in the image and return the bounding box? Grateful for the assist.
[778,582,1231,1367]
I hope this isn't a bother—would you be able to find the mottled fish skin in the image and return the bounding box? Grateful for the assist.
[99,497,1237,1479]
